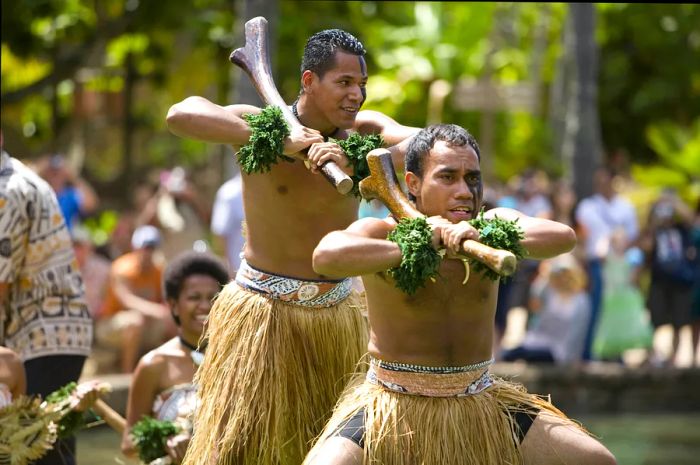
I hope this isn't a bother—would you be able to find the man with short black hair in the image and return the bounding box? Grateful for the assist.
[167,28,419,465]
[306,123,616,465]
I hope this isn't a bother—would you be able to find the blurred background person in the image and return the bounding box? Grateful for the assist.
[592,228,653,363]
[641,188,695,367]
[690,199,700,367]
[576,166,639,361]
[37,153,99,234]
[210,171,245,274]
[0,131,92,465]
[121,251,229,464]
[97,225,175,373]
[72,226,112,320]
[494,170,553,355]
[501,253,590,366]
[140,166,211,261]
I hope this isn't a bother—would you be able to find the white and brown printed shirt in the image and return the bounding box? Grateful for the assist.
[0,151,92,361]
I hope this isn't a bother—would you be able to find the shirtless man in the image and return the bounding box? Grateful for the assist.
[306,124,616,465]
[166,29,418,465]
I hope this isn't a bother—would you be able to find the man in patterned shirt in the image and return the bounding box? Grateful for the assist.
[0,131,93,465]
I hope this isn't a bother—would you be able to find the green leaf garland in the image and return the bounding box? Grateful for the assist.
[468,210,526,281]
[387,217,442,295]
[45,382,87,439]
[331,133,384,197]
[238,105,291,174]
[131,416,181,464]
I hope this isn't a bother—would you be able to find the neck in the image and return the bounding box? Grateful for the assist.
[179,334,204,352]
[293,96,338,139]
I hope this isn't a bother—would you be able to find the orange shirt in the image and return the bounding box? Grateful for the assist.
[100,251,163,318]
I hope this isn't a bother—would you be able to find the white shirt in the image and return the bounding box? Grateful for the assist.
[211,175,245,272]
[575,193,639,259]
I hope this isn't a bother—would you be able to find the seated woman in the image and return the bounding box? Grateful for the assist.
[121,251,229,463]
[0,346,26,407]
[501,253,591,365]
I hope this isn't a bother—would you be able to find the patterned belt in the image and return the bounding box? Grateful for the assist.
[234,259,352,308]
[367,357,494,397]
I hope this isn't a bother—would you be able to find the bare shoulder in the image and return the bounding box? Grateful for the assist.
[346,216,397,239]
[0,347,22,370]
[483,207,524,221]
[354,110,419,145]
[136,341,181,375]
[354,110,395,134]
[225,104,263,118]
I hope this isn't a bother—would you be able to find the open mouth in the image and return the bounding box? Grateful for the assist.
[194,314,209,323]
[448,207,473,221]
[341,106,359,115]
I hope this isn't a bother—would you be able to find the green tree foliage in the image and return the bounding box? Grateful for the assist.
[2,1,698,204]
[597,3,700,163]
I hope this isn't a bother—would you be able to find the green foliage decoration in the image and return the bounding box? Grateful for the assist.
[131,416,181,464]
[331,132,384,197]
[387,217,442,295]
[469,210,526,281]
[237,105,291,174]
[45,382,86,439]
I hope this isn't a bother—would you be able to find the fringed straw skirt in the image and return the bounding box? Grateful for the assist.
[183,261,368,465]
[305,357,582,465]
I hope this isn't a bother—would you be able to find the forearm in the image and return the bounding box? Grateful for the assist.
[166,96,252,145]
[313,231,402,278]
[486,208,576,259]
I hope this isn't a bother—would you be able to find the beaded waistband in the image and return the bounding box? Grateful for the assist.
[367,357,494,397]
[235,259,352,308]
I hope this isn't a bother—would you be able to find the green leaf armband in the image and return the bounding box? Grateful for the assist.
[131,416,181,463]
[469,210,527,281]
[237,105,291,174]
[332,133,384,197]
[387,217,442,295]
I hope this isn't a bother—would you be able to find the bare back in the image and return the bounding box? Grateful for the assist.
[363,258,498,367]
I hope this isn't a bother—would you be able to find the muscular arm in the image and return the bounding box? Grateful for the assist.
[121,354,163,456]
[313,218,401,278]
[166,96,258,146]
[486,207,577,259]
[354,110,419,171]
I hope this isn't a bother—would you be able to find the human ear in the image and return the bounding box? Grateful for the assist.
[405,172,421,200]
[301,70,315,94]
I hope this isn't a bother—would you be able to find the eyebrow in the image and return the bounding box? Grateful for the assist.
[436,167,480,176]
[337,73,367,80]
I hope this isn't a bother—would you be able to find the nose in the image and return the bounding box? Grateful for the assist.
[454,179,473,200]
[348,84,363,103]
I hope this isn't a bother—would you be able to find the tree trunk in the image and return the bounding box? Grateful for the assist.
[121,53,136,190]
[559,3,603,200]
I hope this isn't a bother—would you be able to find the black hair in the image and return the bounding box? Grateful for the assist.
[301,29,366,78]
[405,124,481,201]
[163,251,230,324]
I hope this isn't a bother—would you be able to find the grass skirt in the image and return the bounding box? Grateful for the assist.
[182,282,368,465]
[305,372,579,465]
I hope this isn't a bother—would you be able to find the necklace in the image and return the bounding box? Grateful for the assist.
[291,99,336,141]
[179,336,205,366]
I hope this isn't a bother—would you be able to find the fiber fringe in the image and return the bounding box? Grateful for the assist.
[305,373,581,465]
[182,282,368,465]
